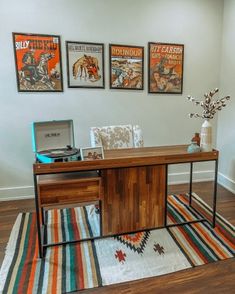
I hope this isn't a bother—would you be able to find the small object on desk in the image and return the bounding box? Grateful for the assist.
[81,146,104,160]
[32,120,81,163]
[187,88,231,152]
[200,119,212,152]
[191,132,200,146]
[187,141,201,153]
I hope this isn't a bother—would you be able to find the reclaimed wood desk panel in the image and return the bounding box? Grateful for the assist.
[101,165,166,235]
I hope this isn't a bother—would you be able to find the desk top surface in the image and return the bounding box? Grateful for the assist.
[33,145,219,174]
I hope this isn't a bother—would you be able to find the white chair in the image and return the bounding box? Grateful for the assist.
[90,124,144,150]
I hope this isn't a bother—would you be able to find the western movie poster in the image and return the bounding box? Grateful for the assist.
[66,41,104,88]
[148,43,184,94]
[110,44,144,90]
[12,33,63,92]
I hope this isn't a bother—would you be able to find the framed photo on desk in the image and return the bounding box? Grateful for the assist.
[81,146,104,160]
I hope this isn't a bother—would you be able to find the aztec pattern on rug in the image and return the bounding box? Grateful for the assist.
[0,194,234,294]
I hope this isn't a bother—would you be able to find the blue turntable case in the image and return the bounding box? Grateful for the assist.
[32,120,79,163]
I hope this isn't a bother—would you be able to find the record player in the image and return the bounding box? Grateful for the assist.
[32,120,80,163]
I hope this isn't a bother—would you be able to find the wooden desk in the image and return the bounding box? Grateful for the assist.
[33,145,219,257]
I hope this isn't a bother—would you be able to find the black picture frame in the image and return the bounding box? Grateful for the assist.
[148,42,184,94]
[12,32,63,92]
[66,41,105,89]
[109,44,144,90]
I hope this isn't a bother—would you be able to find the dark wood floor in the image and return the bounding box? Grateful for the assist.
[0,182,234,293]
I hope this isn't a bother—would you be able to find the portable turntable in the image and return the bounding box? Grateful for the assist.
[32,120,80,163]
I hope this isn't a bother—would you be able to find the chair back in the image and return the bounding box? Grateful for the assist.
[90,124,144,150]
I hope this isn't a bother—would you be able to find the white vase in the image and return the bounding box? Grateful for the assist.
[200,119,212,152]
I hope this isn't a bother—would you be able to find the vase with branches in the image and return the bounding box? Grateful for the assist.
[187,88,230,151]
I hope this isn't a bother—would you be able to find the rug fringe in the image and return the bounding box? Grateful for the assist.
[0,214,23,293]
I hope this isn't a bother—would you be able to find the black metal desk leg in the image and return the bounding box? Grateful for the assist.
[99,199,102,237]
[164,164,168,227]
[212,159,218,228]
[33,174,43,258]
[189,162,193,206]
[41,207,45,226]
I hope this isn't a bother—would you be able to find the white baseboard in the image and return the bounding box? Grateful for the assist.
[218,172,235,194]
[0,170,233,201]
[168,170,214,185]
[0,186,34,201]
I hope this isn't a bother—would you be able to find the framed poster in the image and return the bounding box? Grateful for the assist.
[12,32,63,92]
[109,44,144,90]
[148,42,184,94]
[66,41,104,88]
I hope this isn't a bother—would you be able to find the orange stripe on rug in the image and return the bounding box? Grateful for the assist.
[26,233,39,294]
[18,214,37,293]
[193,223,229,259]
[214,227,235,250]
[51,210,59,294]
[170,195,235,257]
[71,208,85,289]
[169,197,194,221]
[172,221,209,263]
[167,213,205,265]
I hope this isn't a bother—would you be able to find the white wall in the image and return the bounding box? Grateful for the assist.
[0,0,224,199]
[217,0,235,193]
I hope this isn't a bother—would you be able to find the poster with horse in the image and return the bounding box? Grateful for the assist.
[66,41,105,88]
[109,44,144,90]
[12,33,63,92]
[148,42,184,94]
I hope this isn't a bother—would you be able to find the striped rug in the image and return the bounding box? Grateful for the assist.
[0,194,234,293]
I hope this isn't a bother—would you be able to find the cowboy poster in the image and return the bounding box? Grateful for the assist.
[109,44,144,90]
[66,41,104,88]
[148,43,184,94]
[12,33,63,92]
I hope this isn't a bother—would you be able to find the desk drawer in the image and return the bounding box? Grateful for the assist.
[38,177,101,206]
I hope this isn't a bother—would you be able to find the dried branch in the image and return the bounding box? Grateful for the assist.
[187,88,231,120]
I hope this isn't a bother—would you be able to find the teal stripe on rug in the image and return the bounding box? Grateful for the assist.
[168,202,219,262]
